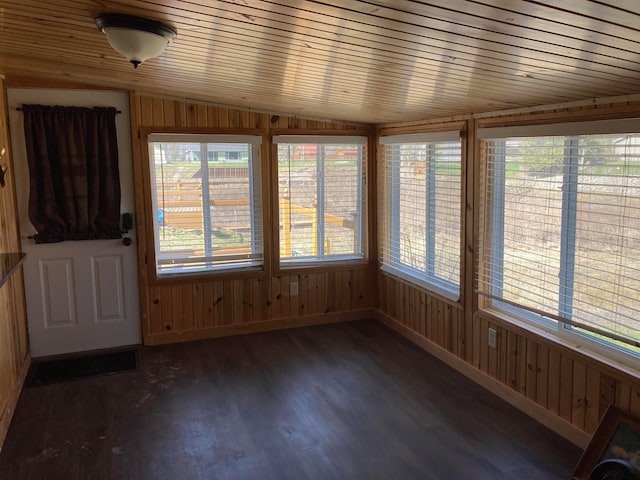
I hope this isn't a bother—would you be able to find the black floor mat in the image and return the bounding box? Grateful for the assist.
[25,350,137,387]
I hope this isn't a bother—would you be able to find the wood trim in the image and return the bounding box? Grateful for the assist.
[144,309,374,345]
[472,94,640,121]
[465,117,477,364]
[377,96,640,130]
[129,92,152,344]
[474,100,640,129]
[140,126,268,136]
[374,310,591,448]
[0,77,30,454]
[377,119,467,138]
[270,127,370,136]
[276,260,373,276]
[5,74,120,91]
[366,131,377,286]
[269,133,280,274]
[149,268,269,287]
[261,126,274,280]
[0,354,30,453]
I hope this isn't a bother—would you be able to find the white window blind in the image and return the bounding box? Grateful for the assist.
[380,132,462,300]
[478,130,640,353]
[274,136,367,264]
[148,134,263,275]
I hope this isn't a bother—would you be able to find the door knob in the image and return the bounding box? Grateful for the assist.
[122,237,132,246]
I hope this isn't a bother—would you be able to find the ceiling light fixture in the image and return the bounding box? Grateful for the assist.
[95,13,177,69]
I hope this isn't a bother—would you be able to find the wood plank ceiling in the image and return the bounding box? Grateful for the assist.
[1,0,640,124]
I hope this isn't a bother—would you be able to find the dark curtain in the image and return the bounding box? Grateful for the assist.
[22,105,121,244]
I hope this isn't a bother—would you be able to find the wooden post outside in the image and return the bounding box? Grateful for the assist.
[312,197,318,256]
[280,188,291,257]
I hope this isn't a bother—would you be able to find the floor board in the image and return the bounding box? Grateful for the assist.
[0,320,582,479]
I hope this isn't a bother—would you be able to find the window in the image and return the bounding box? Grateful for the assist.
[379,132,462,300]
[148,134,263,275]
[274,135,367,265]
[478,119,640,357]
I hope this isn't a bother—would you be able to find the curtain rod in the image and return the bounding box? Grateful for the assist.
[16,107,122,114]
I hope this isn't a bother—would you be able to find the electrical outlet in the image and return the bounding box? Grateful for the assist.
[290,282,299,296]
[488,327,497,348]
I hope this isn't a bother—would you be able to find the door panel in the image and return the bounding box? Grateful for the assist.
[40,258,76,327]
[8,89,140,358]
[93,254,125,321]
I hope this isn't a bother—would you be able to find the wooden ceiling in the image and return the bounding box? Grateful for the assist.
[1,1,640,124]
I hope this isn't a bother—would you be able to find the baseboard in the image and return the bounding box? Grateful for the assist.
[0,353,30,453]
[144,309,375,346]
[374,310,591,449]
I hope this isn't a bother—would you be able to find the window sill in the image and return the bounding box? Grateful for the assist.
[151,265,267,284]
[475,307,640,383]
[277,258,371,274]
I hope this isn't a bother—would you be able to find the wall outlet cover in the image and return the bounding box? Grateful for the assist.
[488,328,497,348]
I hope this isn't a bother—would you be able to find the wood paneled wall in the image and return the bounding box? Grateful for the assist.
[130,94,376,345]
[375,103,640,447]
[0,76,29,450]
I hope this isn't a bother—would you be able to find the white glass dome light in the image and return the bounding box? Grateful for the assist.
[95,14,177,69]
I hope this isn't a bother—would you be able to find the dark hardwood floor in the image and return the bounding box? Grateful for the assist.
[0,320,582,479]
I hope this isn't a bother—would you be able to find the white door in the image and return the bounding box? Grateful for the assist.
[7,89,141,358]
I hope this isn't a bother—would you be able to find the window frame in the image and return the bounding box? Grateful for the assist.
[273,134,369,269]
[144,131,266,280]
[477,119,640,363]
[379,131,463,302]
